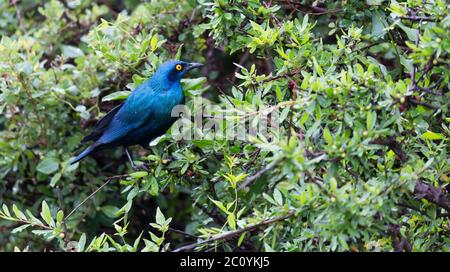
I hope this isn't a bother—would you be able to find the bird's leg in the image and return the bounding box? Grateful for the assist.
[125,147,136,169]
[125,147,148,171]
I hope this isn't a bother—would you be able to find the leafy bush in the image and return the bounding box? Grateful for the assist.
[0,0,449,252]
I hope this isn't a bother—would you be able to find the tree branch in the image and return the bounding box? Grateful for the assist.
[172,211,295,252]
[238,158,283,191]
[414,180,450,214]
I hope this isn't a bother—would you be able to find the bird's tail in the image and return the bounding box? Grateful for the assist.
[70,144,97,165]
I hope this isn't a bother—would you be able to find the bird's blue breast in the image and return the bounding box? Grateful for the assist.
[106,79,184,147]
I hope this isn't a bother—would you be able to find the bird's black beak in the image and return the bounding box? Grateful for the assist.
[187,62,204,71]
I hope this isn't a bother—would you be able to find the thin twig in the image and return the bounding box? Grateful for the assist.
[168,227,199,239]
[398,15,437,22]
[172,211,295,252]
[55,187,69,245]
[238,158,283,190]
[64,174,128,221]
[11,0,26,33]
[262,70,301,83]
[410,18,422,90]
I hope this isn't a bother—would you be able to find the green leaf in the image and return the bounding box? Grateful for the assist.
[11,224,31,234]
[227,213,236,230]
[150,34,158,52]
[422,130,445,140]
[2,204,11,217]
[142,239,159,252]
[312,56,323,76]
[12,204,27,220]
[37,158,59,175]
[366,111,376,130]
[155,207,165,226]
[61,45,84,58]
[40,201,53,226]
[237,232,247,246]
[323,127,332,144]
[148,177,159,196]
[101,91,131,102]
[56,210,64,223]
[78,233,86,252]
[50,173,62,187]
[273,189,283,206]
[102,205,120,218]
[209,198,228,214]
[130,171,148,179]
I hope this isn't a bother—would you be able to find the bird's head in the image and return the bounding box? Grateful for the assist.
[155,60,203,83]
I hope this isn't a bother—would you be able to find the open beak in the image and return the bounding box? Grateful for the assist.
[187,62,204,71]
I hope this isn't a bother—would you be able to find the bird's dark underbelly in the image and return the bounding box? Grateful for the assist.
[120,117,176,147]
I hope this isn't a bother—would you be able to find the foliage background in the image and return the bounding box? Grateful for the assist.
[0,0,449,252]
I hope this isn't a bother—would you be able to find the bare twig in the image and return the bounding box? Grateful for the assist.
[398,15,437,22]
[11,0,27,33]
[262,70,301,83]
[55,187,69,245]
[172,211,295,252]
[168,227,199,239]
[276,1,342,16]
[409,18,422,91]
[238,158,283,190]
[64,174,128,221]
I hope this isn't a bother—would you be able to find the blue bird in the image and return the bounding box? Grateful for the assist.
[71,60,203,169]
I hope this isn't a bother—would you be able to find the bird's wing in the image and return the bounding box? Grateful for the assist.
[81,104,123,143]
[96,85,157,145]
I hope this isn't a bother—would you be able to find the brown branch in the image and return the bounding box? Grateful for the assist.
[172,211,295,252]
[414,180,450,214]
[409,19,422,90]
[398,15,438,22]
[7,218,53,230]
[55,187,69,246]
[238,158,283,191]
[407,97,438,110]
[276,1,342,16]
[388,224,412,252]
[11,0,26,33]
[168,227,198,239]
[370,137,408,163]
[262,70,301,83]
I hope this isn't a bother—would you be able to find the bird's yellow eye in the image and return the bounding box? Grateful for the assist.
[175,64,183,71]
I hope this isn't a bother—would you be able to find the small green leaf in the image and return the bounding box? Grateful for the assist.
[155,207,165,226]
[237,232,247,246]
[56,210,64,223]
[61,45,84,58]
[50,173,62,187]
[11,224,31,234]
[273,189,283,206]
[422,130,445,140]
[209,198,228,214]
[2,204,11,217]
[227,213,236,230]
[101,91,131,102]
[40,201,53,226]
[130,171,148,179]
[150,34,158,52]
[13,204,27,220]
[78,233,86,252]
[323,127,332,144]
[37,158,59,175]
[367,111,376,130]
